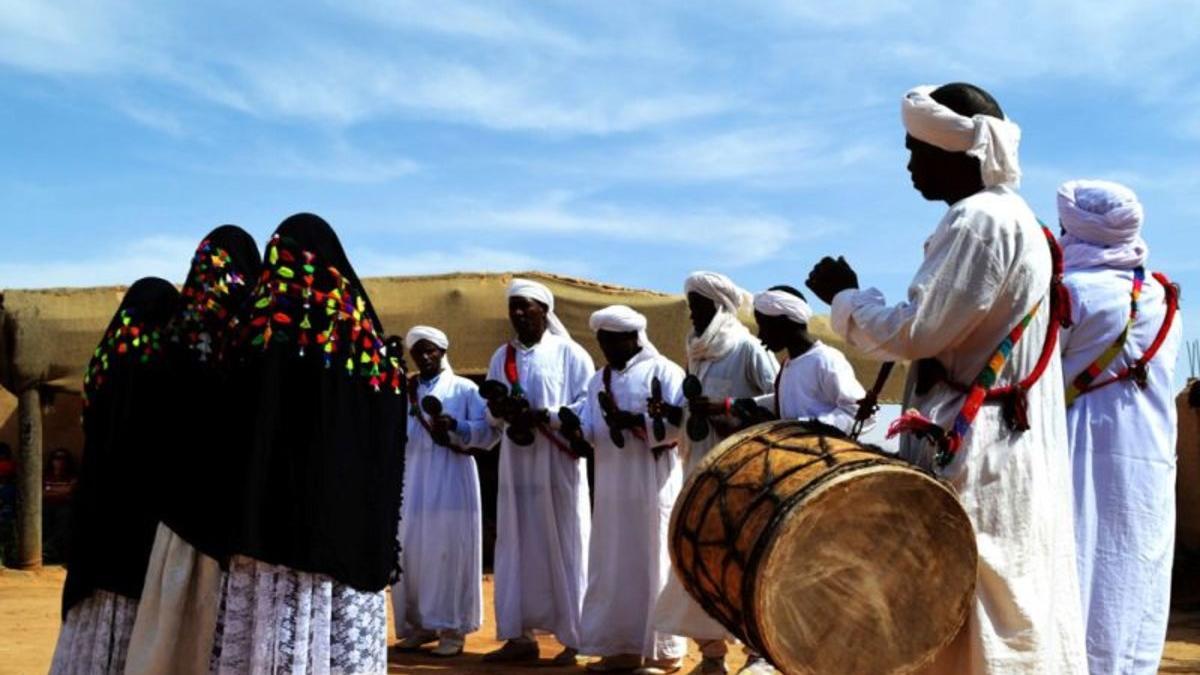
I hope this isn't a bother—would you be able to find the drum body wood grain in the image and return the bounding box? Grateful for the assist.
[668,420,977,675]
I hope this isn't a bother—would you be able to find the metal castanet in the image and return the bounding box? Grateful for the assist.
[479,379,535,446]
[420,395,454,447]
[648,376,667,442]
[669,420,977,675]
[556,406,595,459]
[597,390,627,448]
[682,374,710,442]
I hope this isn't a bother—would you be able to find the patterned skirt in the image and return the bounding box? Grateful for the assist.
[49,589,138,675]
[211,555,388,675]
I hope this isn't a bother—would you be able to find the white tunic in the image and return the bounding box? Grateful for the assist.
[392,371,497,636]
[1062,267,1182,674]
[831,185,1088,674]
[578,350,688,660]
[755,341,868,435]
[653,335,778,641]
[486,333,595,647]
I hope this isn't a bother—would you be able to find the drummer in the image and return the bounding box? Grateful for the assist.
[805,82,1087,673]
[749,285,872,435]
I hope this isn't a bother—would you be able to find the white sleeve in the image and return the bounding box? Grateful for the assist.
[814,351,869,434]
[830,218,1007,361]
[453,381,500,450]
[746,342,781,396]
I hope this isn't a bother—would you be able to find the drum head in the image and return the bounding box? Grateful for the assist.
[754,465,976,675]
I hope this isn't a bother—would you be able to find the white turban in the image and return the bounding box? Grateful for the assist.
[589,304,659,357]
[684,271,752,314]
[684,271,753,370]
[405,325,452,373]
[1057,179,1148,270]
[507,278,572,339]
[753,290,813,325]
[901,85,1022,188]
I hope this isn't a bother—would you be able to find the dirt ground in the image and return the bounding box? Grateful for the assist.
[2,566,1198,674]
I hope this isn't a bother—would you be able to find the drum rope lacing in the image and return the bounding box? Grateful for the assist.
[672,425,904,655]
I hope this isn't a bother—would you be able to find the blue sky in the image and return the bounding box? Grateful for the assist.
[1,1,1198,378]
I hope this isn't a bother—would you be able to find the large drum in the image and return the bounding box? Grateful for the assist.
[669,420,977,675]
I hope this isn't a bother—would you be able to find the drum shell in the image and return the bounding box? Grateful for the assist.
[668,420,977,675]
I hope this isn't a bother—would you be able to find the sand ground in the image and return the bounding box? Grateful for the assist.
[2,566,1198,674]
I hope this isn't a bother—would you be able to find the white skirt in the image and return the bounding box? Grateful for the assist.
[211,555,388,675]
[49,589,138,675]
[125,523,224,675]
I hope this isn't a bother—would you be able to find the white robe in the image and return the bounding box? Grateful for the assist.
[831,185,1088,674]
[1062,267,1182,674]
[653,334,778,641]
[755,340,868,435]
[578,350,688,660]
[392,371,497,636]
[486,333,594,647]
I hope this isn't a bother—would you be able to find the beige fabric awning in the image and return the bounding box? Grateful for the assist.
[0,271,908,402]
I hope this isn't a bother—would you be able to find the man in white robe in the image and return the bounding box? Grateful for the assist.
[566,305,687,674]
[1057,180,1182,674]
[392,326,498,657]
[652,272,778,675]
[807,83,1087,673]
[483,278,595,665]
[750,286,870,435]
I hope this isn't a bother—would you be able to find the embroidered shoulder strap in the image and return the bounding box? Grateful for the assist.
[889,225,1071,467]
[1067,270,1179,405]
[504,344,524,397]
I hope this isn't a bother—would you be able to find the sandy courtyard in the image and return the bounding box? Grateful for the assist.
[2,566,1199,674]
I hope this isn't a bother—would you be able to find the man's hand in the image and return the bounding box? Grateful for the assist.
[613,410,645,431]
[431,415,458,437]
[806,256,859,305]
[688,396,728,418]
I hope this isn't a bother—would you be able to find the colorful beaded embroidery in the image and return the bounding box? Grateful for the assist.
[82,309,166,407]
[236,234,402,394]
[171,239,248,362]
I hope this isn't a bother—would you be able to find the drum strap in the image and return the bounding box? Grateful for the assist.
[850,361,894,439]
[1066,269,1179,406]
[773,358,789,418]
[888,225,1072,468]
[505,342,579,458]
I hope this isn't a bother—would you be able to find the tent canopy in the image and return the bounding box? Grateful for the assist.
[0,271,908,402]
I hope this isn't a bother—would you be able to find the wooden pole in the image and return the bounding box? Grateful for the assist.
[16,387,42,569]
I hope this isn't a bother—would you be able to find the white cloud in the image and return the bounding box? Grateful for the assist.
[472,193,802,266]
[618,124,888,185]
[0,235,194,289]
[223,140,420,184]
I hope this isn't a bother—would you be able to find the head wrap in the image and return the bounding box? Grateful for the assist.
[685,271,753,314]
[753,290,813,325]
[65,277,180,618]
[684,271,753,371]
[171,225,260,363]
[589,304,660,357]
[405,325,452,373]
[902,85,1022,188]
[158,226,260,564]
[227,213,405,593]
[507,278,571,339]
[1057,179,1148,270]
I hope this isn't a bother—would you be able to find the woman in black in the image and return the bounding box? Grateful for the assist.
[50,277,180,675]
[211,213,406,674]
[125,225,261,675]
